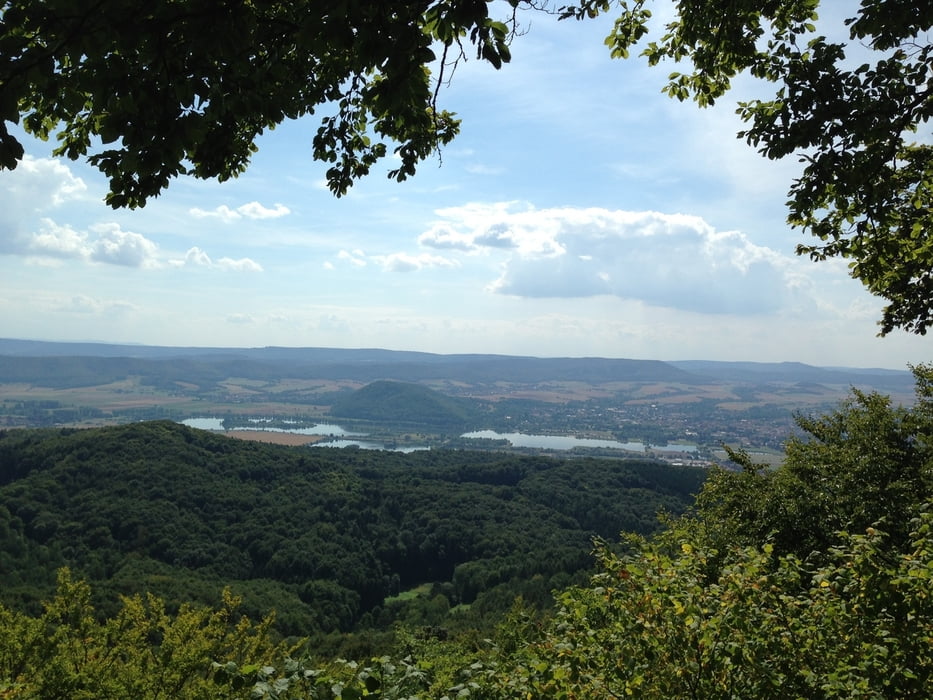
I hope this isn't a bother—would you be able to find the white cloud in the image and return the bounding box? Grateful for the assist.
[420,203,802,315]
[0,157,88,259]
[226,313,254,324]
[337,249,368,267]
[332,246,458,273]
[236,201,291,219]
[183,246,213,267]
[88,223,159,267]
[418,224,477,251]
[174,246,262,272]
[216,257,263,272]
[190,204,241,222]
[379,252,460,273]
[189,201,290,221]
[0,155,87,210]
[28,219,88,260]
[10,219,160,268]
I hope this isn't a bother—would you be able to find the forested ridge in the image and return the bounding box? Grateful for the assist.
[328,381,482,429]
[0,421,703,641]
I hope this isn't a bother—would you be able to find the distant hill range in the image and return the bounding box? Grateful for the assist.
[667,360,913,390]
[0,338,914,393]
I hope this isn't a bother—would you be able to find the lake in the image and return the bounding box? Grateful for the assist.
[180,419,696,454]
[313,440,430,453]
[180,417,364,436]
[460,430,697,453]
[180,417,427,451]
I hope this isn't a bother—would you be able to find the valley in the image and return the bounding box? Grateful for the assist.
[0,339,916,466]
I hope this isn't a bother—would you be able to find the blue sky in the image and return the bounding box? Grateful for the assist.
[0,7,928,369]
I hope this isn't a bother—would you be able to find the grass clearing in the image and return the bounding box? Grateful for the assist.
[384,583,432,604]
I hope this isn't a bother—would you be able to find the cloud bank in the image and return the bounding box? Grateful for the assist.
[420,203,799,315]
[10,219,161,268]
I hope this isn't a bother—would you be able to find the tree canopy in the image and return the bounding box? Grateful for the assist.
[0,421,702,637]
[0,0,517,207]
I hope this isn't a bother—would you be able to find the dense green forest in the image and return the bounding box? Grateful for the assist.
[0,368,933,700]
[0,422,703,643]
[3,368,933,697]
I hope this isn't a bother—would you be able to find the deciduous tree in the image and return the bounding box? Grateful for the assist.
[0,0,517,207]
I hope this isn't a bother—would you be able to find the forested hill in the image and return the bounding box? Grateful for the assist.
[328,380,481,428]
[0,421,705,638]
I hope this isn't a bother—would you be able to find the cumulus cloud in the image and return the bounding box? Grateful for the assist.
[417,224,475,251]
[0,155,87,211]
[420,203,801,315]
[0,157,88,258]
[175,246,262,272]
[236,201,290,219]
[183,246,213,267]
[28,219,88,260]
[190,201,290,221]
[89,223,159,267]
[474,223,518,249]
[216,256,263,272]
[10,219,160,267]
[189,204,240,222]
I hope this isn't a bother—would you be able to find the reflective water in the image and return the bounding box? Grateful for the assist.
[314,440,430,453]
[460,430,697,452]
[180,419,695,453]
[180,418,363,436]
[180,418,427,451]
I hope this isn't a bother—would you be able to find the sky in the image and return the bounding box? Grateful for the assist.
[0,5,929,370]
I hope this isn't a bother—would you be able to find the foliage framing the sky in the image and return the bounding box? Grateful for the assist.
[566,0,933,335]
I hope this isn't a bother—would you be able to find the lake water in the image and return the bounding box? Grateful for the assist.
[460,430,697,453]
[180,418,427,451]
[180,419,695,454]
[180,417,363,436]
[313,440,430,453]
